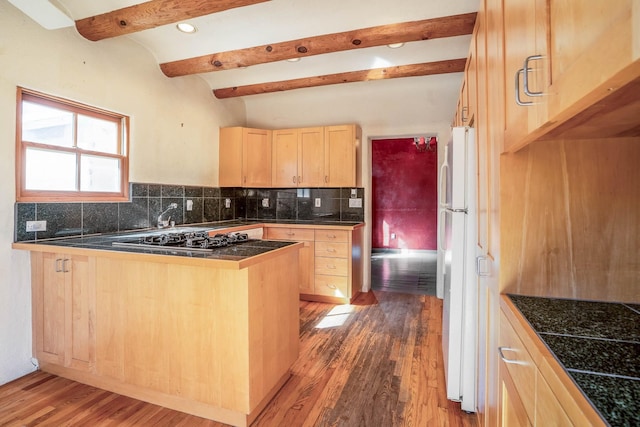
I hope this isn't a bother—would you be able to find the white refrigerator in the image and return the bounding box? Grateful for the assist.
[437,126,477,412]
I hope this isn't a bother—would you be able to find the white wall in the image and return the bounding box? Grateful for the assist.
[0,2,244,385]
[244,73,462,291]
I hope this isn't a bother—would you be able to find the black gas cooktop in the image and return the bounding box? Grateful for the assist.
[112,231,250,253]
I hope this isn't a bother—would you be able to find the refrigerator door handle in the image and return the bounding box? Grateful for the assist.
[438,162,449,207]
[438,209,447,251]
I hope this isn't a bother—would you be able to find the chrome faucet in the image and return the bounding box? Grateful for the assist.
[157,203,178,228]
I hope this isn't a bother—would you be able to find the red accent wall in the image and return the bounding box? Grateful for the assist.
[372,138,438,250]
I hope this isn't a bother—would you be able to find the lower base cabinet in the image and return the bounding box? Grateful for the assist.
[32,252,96,372]
[499,297,605,426]
[265,225,363,304]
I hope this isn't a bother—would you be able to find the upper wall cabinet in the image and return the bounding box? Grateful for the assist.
[221,124,361,188]
[219,127,272,187]
[272,127,325,187]
[324,125,362,188]
[503,0,640,151]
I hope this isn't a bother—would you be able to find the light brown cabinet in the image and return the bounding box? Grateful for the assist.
[264,227,315,294]
[222,124,360,188]
[502,0,549,152]
[272,127,324,187]
[219,127,272,187]
[264,225,363,304]
[324,124,361,187]
[32,252,95,372]
[499,298,605,426]
[503,0,640,151]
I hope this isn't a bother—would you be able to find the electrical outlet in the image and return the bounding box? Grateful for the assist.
[391,233,397,240]
[26,220,47,232]
[314,198,321,207]
[225,198,231,209]
[350,188,357,198]
[186,200,193,211]
[262,198,270,208]
[348,198,362,208]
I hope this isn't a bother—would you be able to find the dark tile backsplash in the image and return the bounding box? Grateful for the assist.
[14,183,364,242]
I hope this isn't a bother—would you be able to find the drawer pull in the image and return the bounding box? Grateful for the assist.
[326,249,336,253]
[327,265,336,269]
[326,284,337,289]
[326,234,336,238]
[498,346,525,365]
[286,232,295,236]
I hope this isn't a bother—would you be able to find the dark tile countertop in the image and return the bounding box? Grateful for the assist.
[508,295,640,427]
[13,222,293,261]
[13,220,363,261]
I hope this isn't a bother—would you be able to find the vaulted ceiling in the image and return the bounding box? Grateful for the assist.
[10,0,477,100]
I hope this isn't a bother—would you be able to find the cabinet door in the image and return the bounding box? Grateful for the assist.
[324,125,356,187]
[298,127,324,187]
[500,368,533,427]
[535,371,572,426]
[219,127,244,187]
[503,0,548,151]
[36,252,66,365]
[547,0,636,119]
[243,128,272,187]
[272,129,299,187]
[33,253,95,371]
[67,255,96,371]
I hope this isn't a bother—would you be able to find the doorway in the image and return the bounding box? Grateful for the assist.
[370,137,439,295]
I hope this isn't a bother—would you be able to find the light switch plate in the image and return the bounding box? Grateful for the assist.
[315,198,321,207]
[348,198,362,208]
[225,198,231,209]
[350,188,357,198]
[186,200,193,211]
[262,198,270,208]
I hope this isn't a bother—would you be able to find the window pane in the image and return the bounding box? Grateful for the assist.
[25,147,77,191]
[77,115,119,154]
[22,101,74,148]
[80,155,121,192]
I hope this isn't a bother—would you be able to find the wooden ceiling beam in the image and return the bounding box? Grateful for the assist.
[213,58,467,98]
[76,0,270,41]
[161,13,476,77]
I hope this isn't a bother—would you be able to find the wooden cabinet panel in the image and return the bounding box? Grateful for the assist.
[219,127,272,187]
[272,129,299,187]
[314,256,348,276]
[314,229,349,243]
[315,241,349,258]
[298,127,324,187]
[264,227,314,294]
[33,252,95,371]
[324,125,360,187]
[243,128,272,187]
[314,275,349,298]
[535,370,571,426]
[499,309,536,424]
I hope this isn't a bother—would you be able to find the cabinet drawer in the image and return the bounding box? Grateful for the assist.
[314,275,348,298]
[314,229,349,242]
[266,227,314,241]
[500,309,536,424]
[315,241,348,258]
[315,256,348,276]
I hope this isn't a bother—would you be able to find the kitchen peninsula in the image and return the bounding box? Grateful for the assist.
[12,225,303,427]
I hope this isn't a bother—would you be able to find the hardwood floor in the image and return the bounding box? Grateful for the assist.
[371,251,438,296]
[0,291,477,427]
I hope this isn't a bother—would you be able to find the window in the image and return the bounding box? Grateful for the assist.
[16,87,129,201]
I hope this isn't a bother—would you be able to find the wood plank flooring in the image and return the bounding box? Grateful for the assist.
[0,291,477,427]
[371,252,438,296]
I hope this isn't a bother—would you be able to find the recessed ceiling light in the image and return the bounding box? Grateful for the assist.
[287,58,301,62]
[387,43,405,49]
[176,22,197,34]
